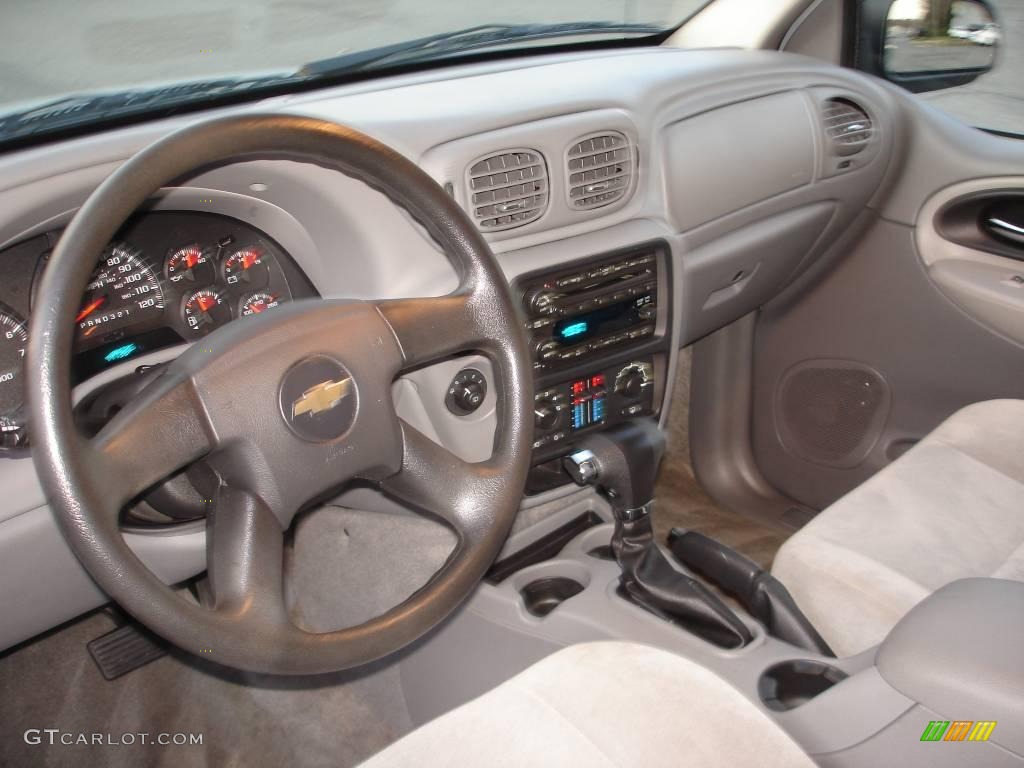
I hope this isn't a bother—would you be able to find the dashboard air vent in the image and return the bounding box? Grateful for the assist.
[566,132,634,211]
[467,149,549,231]
[822,98,873,156]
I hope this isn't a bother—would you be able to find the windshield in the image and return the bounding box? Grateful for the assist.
[0,1,708,143]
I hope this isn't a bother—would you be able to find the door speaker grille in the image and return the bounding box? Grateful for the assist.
[775,361,890,468]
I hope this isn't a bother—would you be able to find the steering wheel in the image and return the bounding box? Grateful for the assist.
[26,115,532,675]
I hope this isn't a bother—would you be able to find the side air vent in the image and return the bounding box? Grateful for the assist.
[467,149,549,231]
[566,132,635,210]
[822,98,873,156]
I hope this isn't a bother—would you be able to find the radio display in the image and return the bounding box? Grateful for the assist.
[553,296,651,345]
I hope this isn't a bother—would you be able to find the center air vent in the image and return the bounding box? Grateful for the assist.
[566,132,635,211]
[467,149,549,231]
[822,98,873,156]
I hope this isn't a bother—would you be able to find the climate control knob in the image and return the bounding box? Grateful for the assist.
[534,403,560,431]
[615,362,653,400]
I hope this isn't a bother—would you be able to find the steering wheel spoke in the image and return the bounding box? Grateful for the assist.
[380,421,504,541]
[206,486,290,627]
[90,371,213,512]
[377,292,489,369]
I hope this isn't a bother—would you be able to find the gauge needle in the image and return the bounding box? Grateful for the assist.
[196,295,217,313]
[76,296,106,324]
[250,294,277,313]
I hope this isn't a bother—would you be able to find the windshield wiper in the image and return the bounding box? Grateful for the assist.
[297,22,665,78]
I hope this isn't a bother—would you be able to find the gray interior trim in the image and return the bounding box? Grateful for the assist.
[689,314,800,524]
[776,666,915,754]
[915,177,1024,346]
[877,578,1024,757]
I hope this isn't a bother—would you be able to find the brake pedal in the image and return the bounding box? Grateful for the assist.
[87,622,167,680]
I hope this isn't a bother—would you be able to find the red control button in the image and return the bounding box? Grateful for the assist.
[590,374,606,388]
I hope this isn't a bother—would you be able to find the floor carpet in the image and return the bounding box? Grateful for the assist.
[652,348,790,570]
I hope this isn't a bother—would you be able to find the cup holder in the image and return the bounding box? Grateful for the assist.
[758,660,848,712]
[520,577,585,618]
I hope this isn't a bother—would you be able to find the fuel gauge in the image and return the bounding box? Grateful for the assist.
[183,288,231,335]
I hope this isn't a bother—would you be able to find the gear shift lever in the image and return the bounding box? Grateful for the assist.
[565,420,753,649]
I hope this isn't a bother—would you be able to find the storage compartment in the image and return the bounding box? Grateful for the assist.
[758,659,848,712]
[520,577,585,618]
[679,203,836,342]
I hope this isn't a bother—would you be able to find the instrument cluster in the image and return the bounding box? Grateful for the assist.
[0,210,314,449]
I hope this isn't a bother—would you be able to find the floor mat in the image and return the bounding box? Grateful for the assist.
[652,348,790,570]
[0,608,412,768]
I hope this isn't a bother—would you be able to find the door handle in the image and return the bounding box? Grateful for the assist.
[984,215,1024,247]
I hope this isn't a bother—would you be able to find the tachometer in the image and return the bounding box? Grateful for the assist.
[76,244,165,347]
[0,306,28,447]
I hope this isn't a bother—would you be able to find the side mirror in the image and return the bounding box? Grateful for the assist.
[882,0,999,93]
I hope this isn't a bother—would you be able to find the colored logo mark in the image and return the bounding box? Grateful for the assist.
[920,721,997,742]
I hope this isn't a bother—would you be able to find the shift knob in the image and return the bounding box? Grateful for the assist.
[565,449,599,485]
[562,419,665,512]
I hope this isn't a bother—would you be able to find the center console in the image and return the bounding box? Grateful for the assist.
[514,240,672,493]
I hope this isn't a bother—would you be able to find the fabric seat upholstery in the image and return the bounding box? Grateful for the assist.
[772,399,1024,657]
[361,641,812,768]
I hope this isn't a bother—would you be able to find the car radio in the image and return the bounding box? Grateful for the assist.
[515,241,671,492]
[520,248,658,371]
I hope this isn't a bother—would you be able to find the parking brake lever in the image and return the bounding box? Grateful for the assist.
[564,421,753,649]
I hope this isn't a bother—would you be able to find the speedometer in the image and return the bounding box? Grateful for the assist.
[76,244,165,348]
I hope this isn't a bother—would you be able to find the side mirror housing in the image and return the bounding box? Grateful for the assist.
[857,0,999,94]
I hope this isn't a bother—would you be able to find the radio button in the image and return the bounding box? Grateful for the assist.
[525,288,562,315]
[555,274,586,288]
[536,340,561,361]
[628,324,655,340]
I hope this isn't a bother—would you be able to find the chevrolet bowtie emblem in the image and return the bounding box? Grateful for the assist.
[292,377,353,419]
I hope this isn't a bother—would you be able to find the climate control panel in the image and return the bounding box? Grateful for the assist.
[531,359,656,457]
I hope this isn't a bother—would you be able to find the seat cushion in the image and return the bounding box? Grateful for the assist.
[361,642,812,768]
[773,399,1024,657]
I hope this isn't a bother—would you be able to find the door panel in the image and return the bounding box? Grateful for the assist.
[751,210,1024,510]
[918,179,1024,345]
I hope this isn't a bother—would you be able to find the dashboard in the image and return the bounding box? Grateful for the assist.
[0,211,315,448]
[0,45,906,653]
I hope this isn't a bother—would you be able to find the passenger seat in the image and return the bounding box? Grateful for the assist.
[772,399,1024,657]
